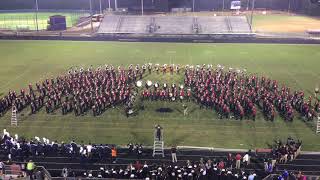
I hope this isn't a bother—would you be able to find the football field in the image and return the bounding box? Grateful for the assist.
[0,40,319,151]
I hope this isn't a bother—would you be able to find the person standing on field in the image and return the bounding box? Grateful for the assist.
[171,146,177,163]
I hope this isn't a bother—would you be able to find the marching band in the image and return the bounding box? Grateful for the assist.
[0,63,319,122]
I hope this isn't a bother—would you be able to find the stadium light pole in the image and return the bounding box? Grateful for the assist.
[192,0,195,12]
[222,0,225,11]
[35,0,39,32]
[250,0,255,29]
[89,0,93,32]
[89,0,92,14]
[141,0,144,16]
[99,0,102,14]
[114,0,118,11]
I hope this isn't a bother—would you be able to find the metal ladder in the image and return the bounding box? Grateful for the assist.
[153,128,164,157]
[116,16,124,33]
[316,114,320,134]
[11,105,18,126]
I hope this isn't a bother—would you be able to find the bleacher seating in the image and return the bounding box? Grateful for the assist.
[197,16,230,33]
[1,147,320,178]
[119,16,150,34]
[98,15,252,35]
[153,16,193,34]
[97,15,121,33]
[229,16,251,33]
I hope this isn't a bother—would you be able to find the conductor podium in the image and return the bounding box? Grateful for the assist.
[153,125,164,157]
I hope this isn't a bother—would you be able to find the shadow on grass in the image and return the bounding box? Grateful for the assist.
[156,108,173,113]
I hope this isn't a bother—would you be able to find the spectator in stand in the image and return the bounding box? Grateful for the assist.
[0,161,4,175]
[296,171,306,180]
[264,156,269,172]
[227,153,233,168]
[282,170,289,179]
[111,146,117,163]
[127,143,134,155]
[61,167,69,178]
[243,152,250,167]
[86,143,93,158]
[248,172,256,180]
[271,153,277,170]
[134,161,142,171]
[171,146,177,163]
[267,161,273,174]
[135,144,143,158]
[205,159,212,171]
[279,145,288,163]
[218,159,225,170]
[235,153,242,169]
[26,160,36,180]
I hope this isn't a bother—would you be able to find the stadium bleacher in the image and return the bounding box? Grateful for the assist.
[229,16,252,33]
[1,146,320,179]
[153,16,194,34]
[98,15,252,35]
[98,15,121,33]
[119,16,150,34]
[197,16,230,33]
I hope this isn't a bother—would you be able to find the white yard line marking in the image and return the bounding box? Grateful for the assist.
[0,67,31,92]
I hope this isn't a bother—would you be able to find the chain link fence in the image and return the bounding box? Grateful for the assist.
[0,10,89,31]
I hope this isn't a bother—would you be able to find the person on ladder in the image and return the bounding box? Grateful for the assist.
[155,124,162,141]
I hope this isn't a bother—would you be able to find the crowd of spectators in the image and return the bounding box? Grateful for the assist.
[62,160,260,180]
[270,170,308,180]
[0,130,313,180]
[0,129,130,163]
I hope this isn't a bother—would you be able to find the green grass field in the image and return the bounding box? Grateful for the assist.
[0,12,88,30]
[0,40,319,151]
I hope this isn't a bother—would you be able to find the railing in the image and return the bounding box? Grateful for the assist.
[263,173,320,180]
[262,174,277,180]
[115,16,124,33]
[3,164,51,180]
[225,16,233,32]
[37,166,52,180]
[3,164,23,176]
